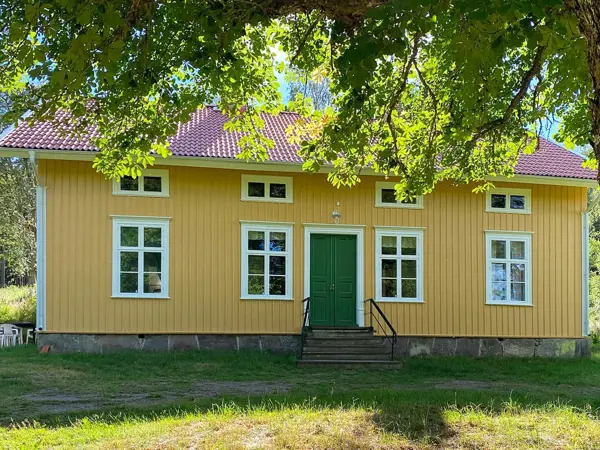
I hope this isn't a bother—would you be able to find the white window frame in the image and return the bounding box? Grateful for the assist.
[485,231,532,306]
[112,216,170,299]
[375,181,424,209]
[241,174,293,203]
[112,169,170,197]
[375,227,425,303]
[241,221,293,300]
[485,187,531,214]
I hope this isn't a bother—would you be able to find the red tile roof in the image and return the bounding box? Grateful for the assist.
[0,107,596,180]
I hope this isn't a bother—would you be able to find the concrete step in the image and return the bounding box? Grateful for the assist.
[297,359,403,369]
[303,346,390,355]
[304,338,389,348]
[301,352,392,361]
[306,329,374,338]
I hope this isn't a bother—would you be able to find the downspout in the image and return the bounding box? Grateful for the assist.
[29,151,46,331]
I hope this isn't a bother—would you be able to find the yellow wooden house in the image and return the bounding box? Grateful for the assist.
[0,107,596,360]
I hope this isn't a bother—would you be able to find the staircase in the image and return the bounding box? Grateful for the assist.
[297,326,401,368]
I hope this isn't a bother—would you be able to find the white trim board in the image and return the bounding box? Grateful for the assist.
[2,148,596,188]
[35,186,47,330]
[303,225,365,327]
[582,212,590,336]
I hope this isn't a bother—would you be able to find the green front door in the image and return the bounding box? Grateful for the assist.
[309,234,357,326]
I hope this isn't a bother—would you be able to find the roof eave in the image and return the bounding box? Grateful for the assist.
[1,147,597,188]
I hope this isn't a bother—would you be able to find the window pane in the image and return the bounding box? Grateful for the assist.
[120,252,138,272]
[269,232,286,252]
[382,279,397,298]
[401,196,417,205]
[143,273,162,293]
[491,194,506,208]
[381,259,397,278]
[120,226,138,247]
[492,263,507,281]
[144,227,162,247]
[248,182,265,197]
[120,176,138,191]
[120,273,138,293]
[511,263,525,282]
[510,241,525,259]
[269,183,286,199]
[144,252,162,272]
[381,189,396,203]
[248,275,265,295]
[248,231,265,250]
[402,279,417,298]
[401,237,417,255]
[511,283,525,302]
[269,256,285,275]
[492,282,507,301]
[381,236,397,255]
[401,260,417,279]
[248,255,264,274]
[143,176,162,193]
[510,195,525,210]
[491,240,506,258]
[269,276,285,295]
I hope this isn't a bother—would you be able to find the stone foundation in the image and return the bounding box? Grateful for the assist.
[37,333,300,354]
[394,336,591,358]
[37,333,591,358]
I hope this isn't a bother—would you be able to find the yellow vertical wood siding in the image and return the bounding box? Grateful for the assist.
[40,160,586,337]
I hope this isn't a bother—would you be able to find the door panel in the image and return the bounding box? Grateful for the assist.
[309,234,357,326]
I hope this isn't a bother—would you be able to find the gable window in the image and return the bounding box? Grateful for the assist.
[113,169,170,197]
[486,188,531,214]
[375,227,424,302]
[375,182,423,209]
[241,222,293,300]
[112,217,170,298]
[241,175,293,203]
[485,232,532,306]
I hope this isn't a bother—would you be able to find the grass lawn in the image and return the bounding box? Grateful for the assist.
[1,345,600,449]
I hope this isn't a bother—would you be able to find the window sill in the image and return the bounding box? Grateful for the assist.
[240,296,294,301]
[376,298,424,303]
[485,208,530,215]
[112,295,170,300]
[113,192,170,198]
[240,198,293,204]
[486,301,532,307]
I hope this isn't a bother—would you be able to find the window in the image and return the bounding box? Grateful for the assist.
[485,232,532,306]
[241,175,293,203]
[375,227,424,302]
[375,182,423,209]
[486,188,531,214]
[113,169,170,197]
[112,217,170,298]
[241,222,293,300]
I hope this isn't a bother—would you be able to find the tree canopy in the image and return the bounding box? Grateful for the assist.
[1,0,599,196]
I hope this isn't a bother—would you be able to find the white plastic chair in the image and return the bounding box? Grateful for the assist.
[0,324,19,347]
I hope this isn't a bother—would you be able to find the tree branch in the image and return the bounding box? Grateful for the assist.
[290,13,322,64]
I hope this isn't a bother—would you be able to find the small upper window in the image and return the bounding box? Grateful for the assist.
[113,169,169,197]
[486,188,531,214]
[375,182,423,209]
[241,175,293,203]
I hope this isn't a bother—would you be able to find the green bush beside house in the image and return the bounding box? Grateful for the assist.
[0,285,36,324]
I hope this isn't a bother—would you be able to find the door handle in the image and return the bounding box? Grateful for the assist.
[330,284,335,291]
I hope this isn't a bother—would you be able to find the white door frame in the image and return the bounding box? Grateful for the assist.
[303,224,365,327]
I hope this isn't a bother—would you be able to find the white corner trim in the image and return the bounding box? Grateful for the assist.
[583,211,590,336]
[112,169,170,197]
[241,174,293,203]
[374,181,424,209]
[303,224,365,326]
[35,185,47,330]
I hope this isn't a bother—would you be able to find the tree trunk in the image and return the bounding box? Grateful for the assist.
[571,0,600,183]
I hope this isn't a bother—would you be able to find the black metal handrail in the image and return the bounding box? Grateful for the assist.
[299,297,310,359]
[364,298,397,360]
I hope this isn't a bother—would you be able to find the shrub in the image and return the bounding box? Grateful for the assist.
[0,285,36,324]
